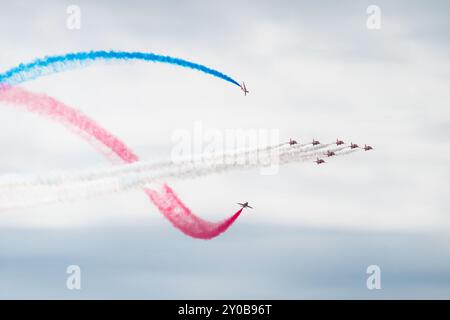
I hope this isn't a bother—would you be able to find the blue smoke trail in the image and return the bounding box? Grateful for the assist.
[0,51,241,87]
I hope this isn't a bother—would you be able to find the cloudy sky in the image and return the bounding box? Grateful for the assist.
[0,0,449,298]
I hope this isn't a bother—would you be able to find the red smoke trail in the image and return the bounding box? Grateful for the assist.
[0,84,139,164]
[147,184,243,239]
[0,85,243,239]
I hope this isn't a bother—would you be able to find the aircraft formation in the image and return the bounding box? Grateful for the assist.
[292,138,373,165]
[237,82,373,210]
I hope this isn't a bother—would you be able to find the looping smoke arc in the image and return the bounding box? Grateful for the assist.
[0,51,240,87]
[0,85,244,239]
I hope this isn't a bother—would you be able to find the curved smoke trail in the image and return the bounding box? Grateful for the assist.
[0,85,244,239]
[0,51,240,87]
[0,51,240,240]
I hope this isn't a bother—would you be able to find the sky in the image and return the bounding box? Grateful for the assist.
[0,0,449,298]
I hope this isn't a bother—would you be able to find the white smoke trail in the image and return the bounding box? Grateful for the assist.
[0,141,330,188]
[0,142,358,209]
